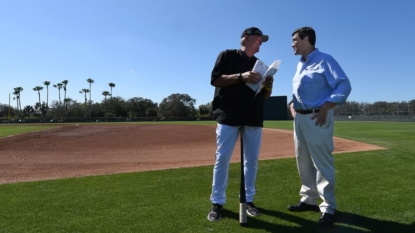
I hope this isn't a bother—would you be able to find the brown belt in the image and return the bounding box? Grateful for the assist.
[295,109,320,114]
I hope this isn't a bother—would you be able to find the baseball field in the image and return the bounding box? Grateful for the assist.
[0,121,414,232]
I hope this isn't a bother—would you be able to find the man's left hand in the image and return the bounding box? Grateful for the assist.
[311,108,329,126]
[311,102,337,126]
[263,76,274,88]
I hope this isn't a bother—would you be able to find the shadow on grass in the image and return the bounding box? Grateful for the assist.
[334,211,415,233]
[221,209,415,233]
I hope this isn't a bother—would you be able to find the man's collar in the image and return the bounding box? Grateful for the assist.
[239,49,255,59]
[301,48,319,62]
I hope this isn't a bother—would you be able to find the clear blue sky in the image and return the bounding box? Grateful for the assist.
[1,0,414,108]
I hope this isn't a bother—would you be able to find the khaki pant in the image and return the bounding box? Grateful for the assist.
[294,109,336,214]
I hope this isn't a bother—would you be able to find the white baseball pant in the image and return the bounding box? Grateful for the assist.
[210,123,262,205]
[294,109,337,214]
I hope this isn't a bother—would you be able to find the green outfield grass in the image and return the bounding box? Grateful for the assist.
[0,125,56,137]
[1,121,415,232]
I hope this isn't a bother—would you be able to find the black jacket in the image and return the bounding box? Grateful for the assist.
[211,49,265,127]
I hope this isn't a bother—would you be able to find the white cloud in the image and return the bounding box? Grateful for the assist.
[129,69,135,73]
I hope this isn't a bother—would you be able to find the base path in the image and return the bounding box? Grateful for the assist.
[0,124,384,184]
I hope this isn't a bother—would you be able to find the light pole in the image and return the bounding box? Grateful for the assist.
[8,93,11,123]
[397,102,399,116]
[408,103,410,115]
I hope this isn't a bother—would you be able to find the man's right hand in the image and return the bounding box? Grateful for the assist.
[289,102,296,118]
[240,71,261,84]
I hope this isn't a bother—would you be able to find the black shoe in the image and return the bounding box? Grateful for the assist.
[246,202,260,217]
[207,203,223,222]
[287,202,320,212]
[318,212,334,226]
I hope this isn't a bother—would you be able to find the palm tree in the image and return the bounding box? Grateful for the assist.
[63,97,72,118]
[102,91,111,117]
[12,90,19,119]
[43,81,50,117]
[13,87,23,119]
[33,86,44,118]
[53,83,63,118]
[62,80,69,117]
[43,81,50,107]
[108,82,116,99]
[108,83,115,117]
[79,89,90,118]
[86,78,94,118]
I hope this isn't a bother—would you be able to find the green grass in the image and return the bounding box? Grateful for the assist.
[0,125,56,137]
[1,121,415,232]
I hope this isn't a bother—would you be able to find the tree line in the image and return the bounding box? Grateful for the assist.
[1,78,414,119]
[0,79,213,119]
[332,100,415,116]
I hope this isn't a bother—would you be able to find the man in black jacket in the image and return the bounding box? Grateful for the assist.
[207,27,274,222]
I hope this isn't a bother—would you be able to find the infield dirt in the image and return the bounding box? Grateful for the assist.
[0,124,384,184]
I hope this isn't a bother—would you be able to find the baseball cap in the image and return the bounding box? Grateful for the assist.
[241,27,269,42]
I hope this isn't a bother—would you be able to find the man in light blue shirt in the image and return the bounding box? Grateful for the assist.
[287,27,352,227]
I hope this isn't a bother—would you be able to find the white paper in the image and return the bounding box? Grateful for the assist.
[246,60,281,95]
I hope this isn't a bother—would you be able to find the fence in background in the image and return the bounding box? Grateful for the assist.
[2,114,415,123]
[0,117,216,124]
[334,114,415,122]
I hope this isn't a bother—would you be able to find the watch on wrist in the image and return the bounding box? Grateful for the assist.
[238,73,242,82]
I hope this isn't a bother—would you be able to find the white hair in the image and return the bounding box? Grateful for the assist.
[240,37,246,46]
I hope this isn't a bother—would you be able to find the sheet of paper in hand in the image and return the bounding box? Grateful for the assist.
[246,60,281,95]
